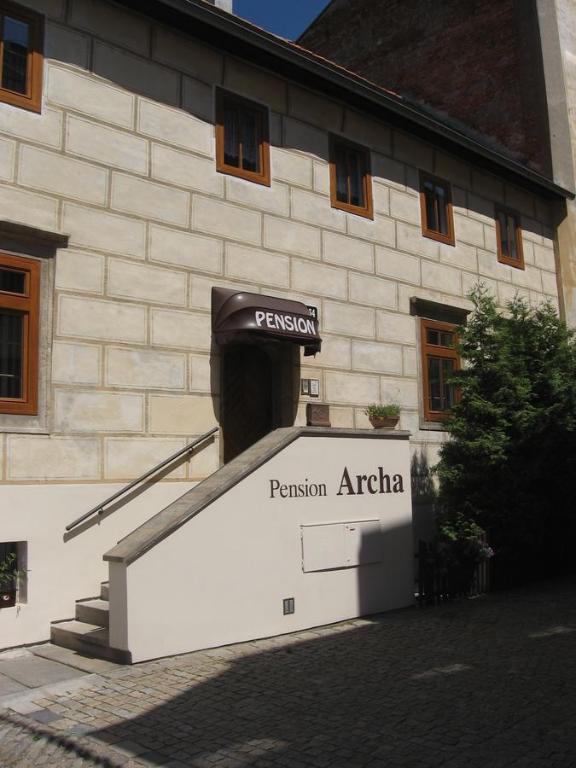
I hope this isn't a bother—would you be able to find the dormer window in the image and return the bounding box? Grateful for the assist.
[496,206,524,269]
[215,89,270,186]
[329,135,373,219]
[0,2,43,112]
[419,171,455,246]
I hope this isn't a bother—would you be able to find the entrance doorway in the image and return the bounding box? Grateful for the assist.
[221,342,298,463]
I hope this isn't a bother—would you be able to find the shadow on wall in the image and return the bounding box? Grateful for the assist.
[49,22,550,251]
[63,434,217,542]
[45,577,576,766]
[410,449,437,547]
[357,521,414,619]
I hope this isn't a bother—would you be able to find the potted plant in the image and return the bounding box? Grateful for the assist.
[0,551,25,609]
[364,403,400,429]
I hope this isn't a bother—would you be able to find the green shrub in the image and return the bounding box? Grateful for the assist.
[435,285,576,581]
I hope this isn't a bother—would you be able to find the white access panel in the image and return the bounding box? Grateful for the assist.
[301,520,383,572]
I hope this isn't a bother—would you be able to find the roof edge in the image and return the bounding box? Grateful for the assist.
[115,0,574,199]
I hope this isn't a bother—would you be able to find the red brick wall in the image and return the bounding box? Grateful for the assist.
[300,0,550,173]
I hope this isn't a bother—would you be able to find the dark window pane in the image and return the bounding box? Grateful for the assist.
[426,328,454,348]
[348,151,365,207]
[428,355,455,413]
[507,215,518,260]
[240,109,259,173]
[423,180,450,235]
[334,143,367,208]
[436,185,448,234]
[424,183,437,231]
[442,358,456,409]
[0,267,25,294]
[223,104,240,168]
[428,357,442,412]
[335,145,348,203]
[498,210,509,257]
[0,310,23,399]
[439,331,454,347]
[2,16,29,95]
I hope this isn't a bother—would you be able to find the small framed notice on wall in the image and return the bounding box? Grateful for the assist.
[301,379,320,397]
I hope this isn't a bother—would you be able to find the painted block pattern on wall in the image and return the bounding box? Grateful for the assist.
[0,0,559,485]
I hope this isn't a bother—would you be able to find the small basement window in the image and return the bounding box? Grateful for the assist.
[419,171,455,246]
[0,1,44,113]
[215,89,270,186]
[496,206,524,269]
[330,136,373,218]
[0,541,26,608]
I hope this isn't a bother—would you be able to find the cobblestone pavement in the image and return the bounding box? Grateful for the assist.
[1,578,576,768]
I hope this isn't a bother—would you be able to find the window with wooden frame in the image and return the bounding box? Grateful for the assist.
[419,171,455,246]
[215,89,270,186]
[421,318,459,422]
[0,253,39,415]
[495,206,524,269]
[0,1,44,113]
[329,136,373,218]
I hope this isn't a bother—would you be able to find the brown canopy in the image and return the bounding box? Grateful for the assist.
[211,288,321,356]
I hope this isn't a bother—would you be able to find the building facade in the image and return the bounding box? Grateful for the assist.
[0,0,568,651]
[300,0,576,323]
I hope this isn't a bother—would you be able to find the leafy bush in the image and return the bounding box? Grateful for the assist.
[436,286,576,582]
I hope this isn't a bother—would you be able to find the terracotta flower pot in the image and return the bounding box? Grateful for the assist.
[369,415,399,429]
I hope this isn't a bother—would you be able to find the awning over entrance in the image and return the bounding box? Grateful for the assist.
[212,288,322,355]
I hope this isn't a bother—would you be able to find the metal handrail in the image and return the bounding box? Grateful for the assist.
[65,426,219,532]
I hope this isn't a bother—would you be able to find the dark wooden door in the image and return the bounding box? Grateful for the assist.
[222,345,274,463]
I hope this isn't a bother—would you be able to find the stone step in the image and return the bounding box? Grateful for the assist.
[30,642,120,673]
[50,620,131,664]
[75,598,109,628]
[100,581,109,600]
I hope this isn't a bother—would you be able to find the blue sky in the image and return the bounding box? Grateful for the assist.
[234,0,331,40]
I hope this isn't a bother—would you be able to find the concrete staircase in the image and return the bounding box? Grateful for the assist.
[50,582,131,664]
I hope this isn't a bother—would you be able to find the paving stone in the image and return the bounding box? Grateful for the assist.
[0,656,85,689]
[30,643,120,675]
[27,708,65,724]
[2,579,576,766]
[0,673,27,697]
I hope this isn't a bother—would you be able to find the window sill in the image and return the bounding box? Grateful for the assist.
[422,229,455,247]
[419,420,450,432]
[0,425,49,434]
[216,163,271,186]
[497,255,525,270]
[331,200,373,219]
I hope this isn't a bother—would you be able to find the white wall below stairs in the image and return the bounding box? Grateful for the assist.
[109,432,414,663]
[0,481,196,650]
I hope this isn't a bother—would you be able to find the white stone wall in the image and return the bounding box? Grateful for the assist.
[0,0,559,483]
[110,433,414,662]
